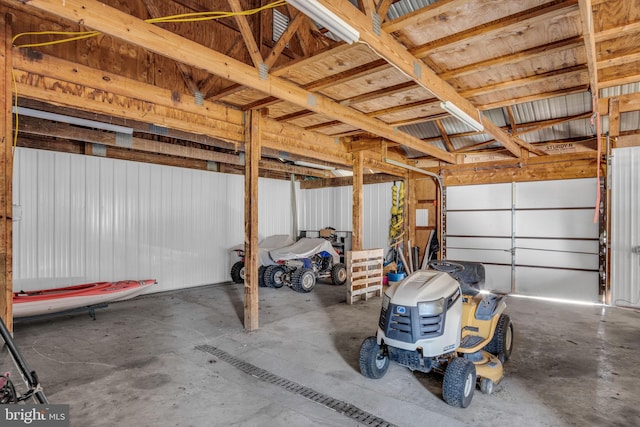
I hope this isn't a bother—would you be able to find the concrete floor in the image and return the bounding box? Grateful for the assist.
[2,280,639,427]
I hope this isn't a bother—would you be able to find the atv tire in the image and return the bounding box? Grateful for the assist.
[358,336,389,379]
[486,313,513,363]
[258,265,267,287]
[231,261,245,284]
[443,357,476,408]
[291,268,316,293]
[264,265,285,289]
[331,263,347,285]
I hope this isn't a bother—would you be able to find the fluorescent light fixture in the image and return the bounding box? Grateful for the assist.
[439,101,484,132]
[294,160,335,170]
[287,0,360,44]
[13,106,134,134]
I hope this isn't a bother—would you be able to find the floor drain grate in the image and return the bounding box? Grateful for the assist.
[196,344,397,427]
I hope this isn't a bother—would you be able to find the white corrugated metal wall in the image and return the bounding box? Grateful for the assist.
[13,148,295,293]
[299,182,392,252]
[611,147,640,308]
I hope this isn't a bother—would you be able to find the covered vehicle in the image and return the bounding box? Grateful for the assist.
[265,238,347,292]
[230,234,294,284]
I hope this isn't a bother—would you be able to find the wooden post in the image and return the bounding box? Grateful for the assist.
[352,151,363,251]
[243,110,261,331]
[0,13,13,332]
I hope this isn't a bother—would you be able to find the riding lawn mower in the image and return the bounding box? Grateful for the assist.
[358,260,513,408]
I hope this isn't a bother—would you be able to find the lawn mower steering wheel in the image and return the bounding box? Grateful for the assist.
[428,260,465,274]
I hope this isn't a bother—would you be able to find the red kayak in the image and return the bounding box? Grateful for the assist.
[13,279,156,318]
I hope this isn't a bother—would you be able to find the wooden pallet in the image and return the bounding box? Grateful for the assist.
[347,249,384,305]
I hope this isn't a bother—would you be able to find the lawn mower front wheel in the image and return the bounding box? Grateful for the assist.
[443,357,476,408]
[358,337,389,379]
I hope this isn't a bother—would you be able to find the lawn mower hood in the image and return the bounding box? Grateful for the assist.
[378,270,463,354]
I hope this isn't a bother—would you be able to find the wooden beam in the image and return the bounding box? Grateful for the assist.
[244,110,260,331]
[17,116,242,163]
[352,151,363,251]
[409,0,579,58]
[438,36,584,81]
[376,0,394,21]
[480,85,590,111]
[317,0,529,159]
[228,0,264,68]
[0,13,11,330]
[434,120,454,152]
[13,50,355,167]
[259,159,332,179]
[299,172,397,189]
[13,50,244,142]
[594,20,640,42]
[383,0,466,33]
[19,115,334,178]
[440,152,600,186]
[598,92,640,114]
[21,0,456,163]
[141,0,199,94]
[608,98,620,138]
[578,0,599,96]
[264,10,304,68]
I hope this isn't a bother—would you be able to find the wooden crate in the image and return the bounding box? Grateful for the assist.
[347,249,384,305]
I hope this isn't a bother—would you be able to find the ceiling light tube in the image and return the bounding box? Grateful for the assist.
[287,0,360,44]
[294,160,336,170]
[440,101,484,132]
[13,106,134,135]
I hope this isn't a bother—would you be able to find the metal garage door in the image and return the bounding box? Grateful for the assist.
[446,178,600,302]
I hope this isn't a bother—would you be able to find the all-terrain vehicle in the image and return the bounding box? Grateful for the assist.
[358,260,513,408]
[229,235,294,285]
[264,238,347,292]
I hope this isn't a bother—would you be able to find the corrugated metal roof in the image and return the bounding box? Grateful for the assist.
[600,82,640,97]
[387,0,439,19]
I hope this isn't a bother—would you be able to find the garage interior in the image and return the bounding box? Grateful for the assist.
[0,0,639,426]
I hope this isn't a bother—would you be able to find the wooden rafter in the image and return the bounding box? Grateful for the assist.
[228,0,264,68]
[264,9,304,68]
[383,0,467,34]
[18,0,457,162]
[376,0,394,21]
[598,92,640,115]
[35,0,455,163]
[435,120,455,152]
[578,0,599,96]
[408,0,579,58]
[141,0,199,94]
[438,36,585,81]
[199,35,245,98]
[315,1,550,158]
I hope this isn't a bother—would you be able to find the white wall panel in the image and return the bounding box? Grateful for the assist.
[514,239,598,269]
[611,147,640,308]
[516,268,599,301]
[484,265,512,293]
[13,148,293,293]
[447,183,512,210]
[299,182,392,252]
[447,211,512,236]
[516,178,597,208]
[516,209,597,238]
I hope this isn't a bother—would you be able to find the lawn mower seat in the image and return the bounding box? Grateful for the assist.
[450,261,485,295]
[428,260,485,295]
